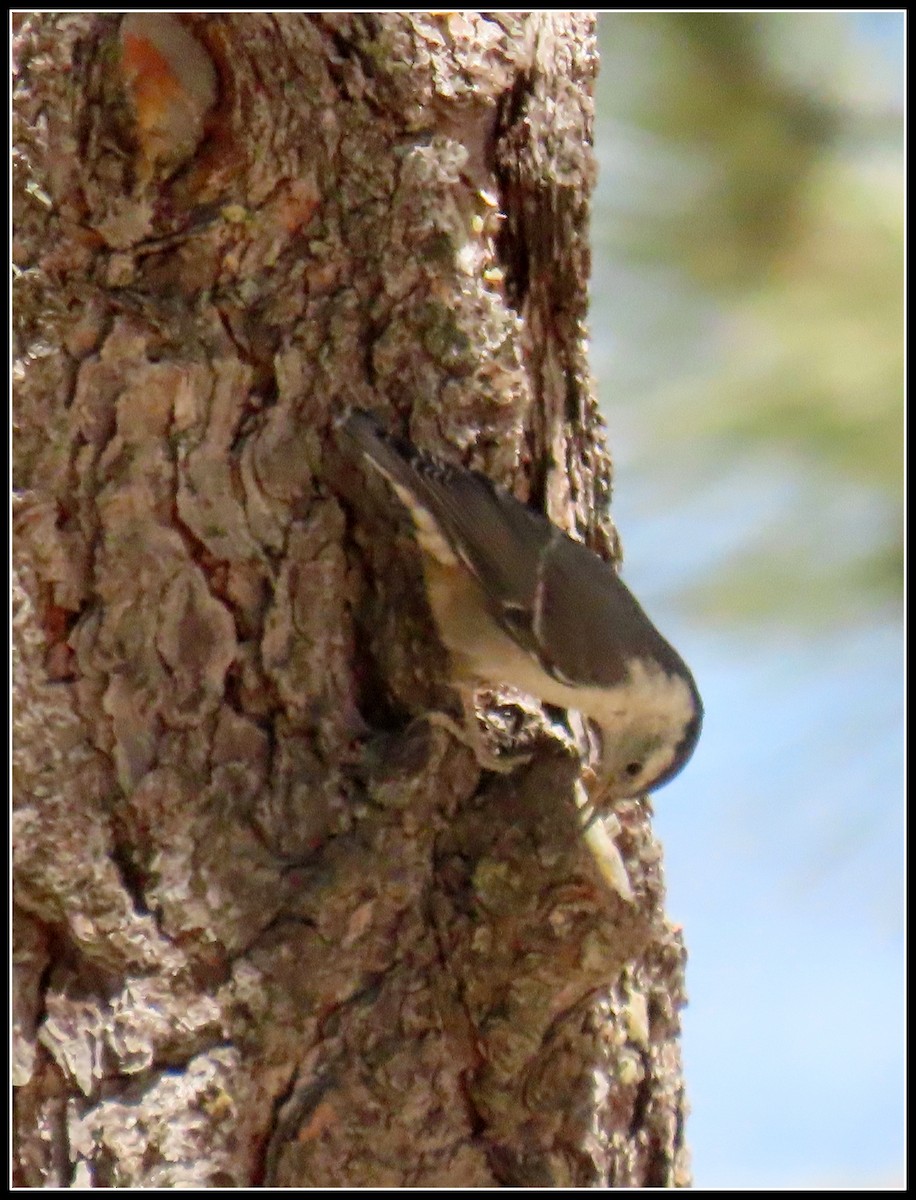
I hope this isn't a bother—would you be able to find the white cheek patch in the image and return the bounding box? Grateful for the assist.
[624,660,696,734]
[583,661,694,790]
[638,744,676,789]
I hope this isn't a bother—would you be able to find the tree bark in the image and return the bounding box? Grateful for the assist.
[13,12,691,1187]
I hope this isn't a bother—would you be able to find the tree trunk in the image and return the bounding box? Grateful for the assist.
[13,12,690,1187]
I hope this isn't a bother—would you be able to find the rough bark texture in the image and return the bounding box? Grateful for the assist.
[13,12,691,1187]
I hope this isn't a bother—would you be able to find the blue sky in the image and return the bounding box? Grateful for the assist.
[592,12,904,1188]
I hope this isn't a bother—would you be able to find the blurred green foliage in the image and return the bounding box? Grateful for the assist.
[592,13,903,627]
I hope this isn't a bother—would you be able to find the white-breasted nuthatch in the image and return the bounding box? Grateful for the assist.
[337,409,702,808]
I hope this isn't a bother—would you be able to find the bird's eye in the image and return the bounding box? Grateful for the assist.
[624,761,643,779]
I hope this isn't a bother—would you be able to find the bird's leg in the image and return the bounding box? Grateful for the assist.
[420,689,532,775]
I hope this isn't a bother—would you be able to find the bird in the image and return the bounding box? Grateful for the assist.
[336,408,702,812]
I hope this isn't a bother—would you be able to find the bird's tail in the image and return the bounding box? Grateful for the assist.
[335,409,417,493]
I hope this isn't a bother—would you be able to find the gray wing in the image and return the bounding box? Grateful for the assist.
[338,410,641,689]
